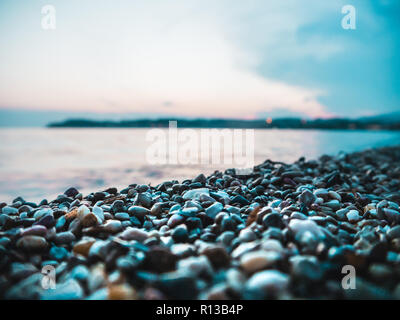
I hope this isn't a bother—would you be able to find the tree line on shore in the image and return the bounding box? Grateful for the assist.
[47,117,400,130]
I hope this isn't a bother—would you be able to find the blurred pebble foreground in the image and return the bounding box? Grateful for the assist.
[1,145,400,300]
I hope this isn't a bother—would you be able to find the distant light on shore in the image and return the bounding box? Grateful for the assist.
[266,118,273,124]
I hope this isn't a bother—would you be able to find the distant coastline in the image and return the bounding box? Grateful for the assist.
[47,117,400,130]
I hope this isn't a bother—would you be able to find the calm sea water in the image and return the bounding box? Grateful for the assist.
[0,128,399,203]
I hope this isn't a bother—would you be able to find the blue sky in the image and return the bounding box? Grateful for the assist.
[0,0,399,126]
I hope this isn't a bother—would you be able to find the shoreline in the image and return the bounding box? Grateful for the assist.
[1,145,400,299]
[1,128,400,204]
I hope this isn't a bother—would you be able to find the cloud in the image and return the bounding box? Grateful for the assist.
[0,0,343,118]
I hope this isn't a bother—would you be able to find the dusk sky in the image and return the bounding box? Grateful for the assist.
[0,0,399,126]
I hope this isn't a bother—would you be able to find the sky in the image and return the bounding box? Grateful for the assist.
[0,0,399,126]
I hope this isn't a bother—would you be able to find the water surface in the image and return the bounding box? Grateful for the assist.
[0,128,399,203]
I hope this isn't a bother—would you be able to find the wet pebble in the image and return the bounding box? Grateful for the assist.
[2,206,19,215]
[54,231,76,245]
[205,202,223,219]
[244,270,289,299]
[172,225,189,243]
[41,279,83,300]
[16,235,48,252]
[347,210,361,223]
[21,225,47,237]
[262,213,284,229]
[120,227,148,242]
[201,246,230,269]
[73,238,96,257]
[240,250,280,273]
[102,220,123,233]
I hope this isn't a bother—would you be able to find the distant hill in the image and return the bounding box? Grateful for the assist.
[47,116,400,130]
[358,111,400,124]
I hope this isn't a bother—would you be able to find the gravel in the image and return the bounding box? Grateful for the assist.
[1,145,400,299]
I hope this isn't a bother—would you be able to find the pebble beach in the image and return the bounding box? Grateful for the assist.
[1,145,400,300]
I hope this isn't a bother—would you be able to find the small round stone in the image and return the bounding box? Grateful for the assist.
[172,226,189,243]
[240,250,280,273]
[17,235,48,252]
[21,225,47,237]
[114,212,130,221]
[54,231,76,245]
[262,213,284,229]
[244,270,289,299]
[201,246,230,269]
[120,227,148,242]
[347,210,361,223]
[64,187,80,198]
